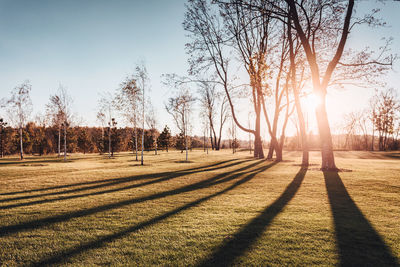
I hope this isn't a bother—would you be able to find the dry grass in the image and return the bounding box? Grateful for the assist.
[0,150,399,266]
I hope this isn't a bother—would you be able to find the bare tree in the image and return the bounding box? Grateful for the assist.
[165,86,196,162]
[98,92,116,158]
[6,81,32,160]
[47,85,72,161]
[116,75,142,160]
[287,16,310,166]
[370,88,399,151]
[184,0,265,159]
[133,63,149,166]
[146,102,158,155]
[96,111,106,154]
[285,0,395,169]
[197,80,229,151]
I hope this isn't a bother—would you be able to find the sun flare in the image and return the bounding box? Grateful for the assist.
[302,93,321,113]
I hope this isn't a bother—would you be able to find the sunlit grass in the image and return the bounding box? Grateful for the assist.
[0,150,399,266]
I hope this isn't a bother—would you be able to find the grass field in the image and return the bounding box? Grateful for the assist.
[0,150,399,266]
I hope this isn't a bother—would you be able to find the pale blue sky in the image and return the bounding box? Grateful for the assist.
[0,0,399,137]
[0,0,189,132]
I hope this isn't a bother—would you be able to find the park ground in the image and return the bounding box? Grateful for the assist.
[0,150,399,266]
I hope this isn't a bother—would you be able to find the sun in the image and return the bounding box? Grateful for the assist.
[302,93,321,113]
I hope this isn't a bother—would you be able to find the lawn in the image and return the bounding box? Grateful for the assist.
[0,150,399,266]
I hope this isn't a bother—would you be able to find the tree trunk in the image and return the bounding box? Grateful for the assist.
[203,130,205,152]
[135,127,138,161]
[315,97,336,170]
[275,141,283,162]
[210,131,214,150]
[155,135,157,155]
[288,17,309,167]
[108,127,111,158]
[0,129,2,158]
[64,125,67,162]
[19,127,24,160]
[58,126,61,157]
[254,102,264,159]
[185,135,188,161]
[216,123,223,151]
[371,128,374,151]
[267,141,274,159]
[293,91,309,167]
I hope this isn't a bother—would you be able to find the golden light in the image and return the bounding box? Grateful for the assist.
[302,93,321,113]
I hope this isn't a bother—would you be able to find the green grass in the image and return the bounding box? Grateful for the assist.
[0,150,399,266]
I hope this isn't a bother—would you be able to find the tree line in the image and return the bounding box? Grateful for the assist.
[0,121,223,157]
[341,88,400,151]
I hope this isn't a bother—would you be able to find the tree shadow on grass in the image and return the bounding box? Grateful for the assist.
[324,171,399,267]
[0,156,95,166]
[0,159,266,238]
[384,152,400,160]
[0,158,241,197]
[0,159,250,210]
[197,168,307,267]
[30,161,277,266]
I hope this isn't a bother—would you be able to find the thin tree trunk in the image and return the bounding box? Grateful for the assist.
[135,126,138,161]
[203,128,206,152]
[100,127,104,154]
[254,101,264,159]
[0,129,2,158]
[210,126,214,150]
[108,127,111,158]
[19,127,24,160]
[288,17,309,167]
[185,135,188,161]
[58,126,61,157]
[141,78,145,165]
[371,127,375,151]
[64,125,67,162]
[155,134,157,155]
[206,126,209,154]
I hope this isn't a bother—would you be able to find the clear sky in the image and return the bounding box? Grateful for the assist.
[0,0,399,139]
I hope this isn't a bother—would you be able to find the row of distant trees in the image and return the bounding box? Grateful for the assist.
[0,122,225,157]
[340,88,400,151]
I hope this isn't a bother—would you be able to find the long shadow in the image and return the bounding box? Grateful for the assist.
[0,159,240,197]
[384,152,400,160]
[198,168,307,267]
[324,171,399,266]
[0,156,94,166]
[0,159,248,207]
[0,160,250,210]
[0,160,266,238]
[31,161,277,266]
